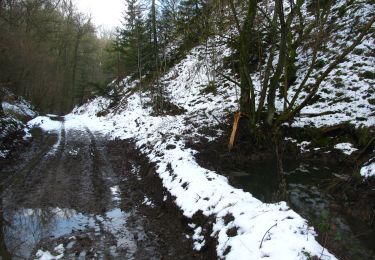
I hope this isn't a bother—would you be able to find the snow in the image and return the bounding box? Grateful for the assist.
[57,41,336,259]
[2,100,37,118]
[360,160,375,179]
[25,1,375,257]
[142,196,155,208]
[0,115,25,158]
[35,244,64,260]
[297,141,311,153]
[274,0,374,128]
[1,90,37,157]
[334,143,358,155]
[72,97,110,116]
[27,116,61,132]
[192,226,205,251]
[0,149,10,158]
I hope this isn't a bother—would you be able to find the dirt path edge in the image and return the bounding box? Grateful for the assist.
[114,138,218,259]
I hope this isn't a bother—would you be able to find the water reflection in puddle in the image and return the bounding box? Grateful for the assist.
[4,185,145,259]
[4,207,97,259]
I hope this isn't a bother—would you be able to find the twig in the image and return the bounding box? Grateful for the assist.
[319,232,328,260]
[355,135,375,161]
[204,111,221,125]
[259,223,277,249]
[215,70,241,87]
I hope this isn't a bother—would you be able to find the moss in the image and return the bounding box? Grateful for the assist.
[315,59,325,70]
[359,71,375,80]
[335,70,344,76]
[200,81,218,96]
[352,48,364,56]
[368,98,375,105]
[355,126,373,148]
[335,92,344,98]
[333,77,343,83]
[349,86,360,92]
[329,97,352,105]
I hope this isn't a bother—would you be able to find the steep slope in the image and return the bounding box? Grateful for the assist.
[29,0,374,258]
[1,89,37,158]
[61,43,337,259]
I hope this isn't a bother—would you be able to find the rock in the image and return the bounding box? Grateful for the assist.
[166,144,176,150]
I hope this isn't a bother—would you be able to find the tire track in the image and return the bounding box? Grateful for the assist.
[84,126,115,208]
[2,120,66,190]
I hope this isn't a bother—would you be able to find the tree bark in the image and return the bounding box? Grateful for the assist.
[0,87,4,117]
[238,0,257,129]
[277,14,375,125]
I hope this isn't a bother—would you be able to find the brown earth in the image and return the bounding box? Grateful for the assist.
[0,120,217,259]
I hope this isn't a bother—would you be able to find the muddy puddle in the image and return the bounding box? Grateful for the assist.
[223,161,375,260]
[2,182,151,259]
[1,124,203,260]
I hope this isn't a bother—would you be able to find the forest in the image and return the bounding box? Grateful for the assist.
[0,0,115,114]
[1,0,373,121]
[0,0,374,259]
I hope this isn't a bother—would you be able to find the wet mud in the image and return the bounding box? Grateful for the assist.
[0,122,214,259]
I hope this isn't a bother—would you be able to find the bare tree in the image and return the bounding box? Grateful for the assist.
[227,0,375,134]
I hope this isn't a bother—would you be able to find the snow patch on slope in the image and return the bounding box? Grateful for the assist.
[360,160,375,179]
[27,116,61,132]
[334,143,358,155]
[67,41,336,259]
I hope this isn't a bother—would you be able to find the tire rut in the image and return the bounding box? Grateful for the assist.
[2,124,199,260]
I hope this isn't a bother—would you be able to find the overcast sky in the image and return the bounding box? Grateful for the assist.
[74,0,124,30]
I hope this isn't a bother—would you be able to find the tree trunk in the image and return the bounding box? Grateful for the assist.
[71,29,83,108]
[0,183,11,260]
[0,87,4,117]
[266,0,287,126]
[151,0,162,111]
[238,0,257,129]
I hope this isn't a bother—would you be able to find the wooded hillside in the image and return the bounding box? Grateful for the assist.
[0,0,114,114]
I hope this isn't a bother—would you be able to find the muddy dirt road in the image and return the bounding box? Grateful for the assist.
[0,119,206,259]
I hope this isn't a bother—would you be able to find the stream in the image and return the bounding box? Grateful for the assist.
[225,161,375,260]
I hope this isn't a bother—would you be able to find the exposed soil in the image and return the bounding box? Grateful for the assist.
[0,121,216,259]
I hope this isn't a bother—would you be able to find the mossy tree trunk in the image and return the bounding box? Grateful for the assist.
[237,0,257,130]
[226,0,374,151]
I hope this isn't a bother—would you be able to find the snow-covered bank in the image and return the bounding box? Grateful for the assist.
[30,42,338,258]
[62,99,337,259]
[26,1,374,257]
[360,160,375,179]
[31,100,336,259]
[1,89,37,158]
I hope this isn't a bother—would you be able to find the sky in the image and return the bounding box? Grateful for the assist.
[74,0,124,31]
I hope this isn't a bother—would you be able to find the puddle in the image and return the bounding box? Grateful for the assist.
[4,207,97,259]
[3,185,147,259]
[225,161,375,259]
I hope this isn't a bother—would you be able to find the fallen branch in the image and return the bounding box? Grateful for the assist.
[299,110,339,118]
[319,122,350,134]
[215,70,241,87]
[355,135,375,161]
[259,223,277,249]
[204,111,221,125]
